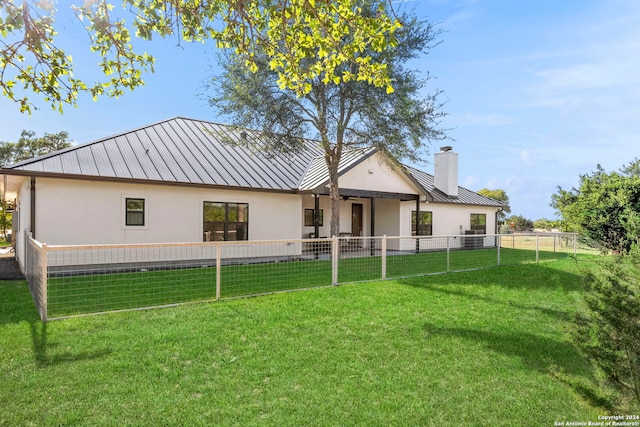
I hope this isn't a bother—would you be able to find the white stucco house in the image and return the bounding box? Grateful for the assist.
[0,117,504,267]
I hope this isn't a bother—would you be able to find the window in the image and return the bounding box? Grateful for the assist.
[411,211,433,236]
[203,202,248,241]
[125,198,145,226]
[304,208,323,227]
[470,213,487,233]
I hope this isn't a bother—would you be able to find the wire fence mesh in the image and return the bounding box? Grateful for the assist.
[25,233,578,321]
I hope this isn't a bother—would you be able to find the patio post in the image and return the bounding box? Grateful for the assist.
[370,198,376,255]
[415,198,421,253]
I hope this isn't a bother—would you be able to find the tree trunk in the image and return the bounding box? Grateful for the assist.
[326,151,340,238]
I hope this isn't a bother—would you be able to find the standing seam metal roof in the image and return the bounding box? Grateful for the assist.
[1,117,505,207]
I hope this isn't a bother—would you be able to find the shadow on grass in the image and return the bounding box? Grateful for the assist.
[0,280,40,325]
[423,323,589,378]
[399,262,584,292]
[29,321,112,368]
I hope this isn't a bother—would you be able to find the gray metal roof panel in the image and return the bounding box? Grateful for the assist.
[60,150,80,174]
[406,166,505,207]
[0,117,505,208]
[135,128,177,182]
[91,143,116,177]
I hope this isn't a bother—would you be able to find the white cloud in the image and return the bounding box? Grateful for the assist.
[519,150,535,168]
[456,112,514,127]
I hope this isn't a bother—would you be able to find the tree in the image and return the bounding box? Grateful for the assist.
[0,129,71,236]
[477,188,510,223]
[208,10,446,237]
[572,243,640,410]
[0,130,71,165]
[504,215,533,232]
[1,0,402,113]
[551,159,640,253]
[532,217,562,231]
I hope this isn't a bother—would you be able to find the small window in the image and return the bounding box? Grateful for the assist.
[125,198,145,226]
[470,213,487,233]
[304,208,323,227]
[411,211,433,236]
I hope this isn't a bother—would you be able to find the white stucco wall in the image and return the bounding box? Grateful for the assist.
[338,152,420,194]
[301,196,375,237]
[33,178,302,246]
[400,202,498,236]
[399,202,499,250]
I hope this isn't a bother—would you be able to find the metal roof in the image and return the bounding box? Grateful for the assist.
[406,166,506,207]
[1,116,504,207]
[4,117,322,191]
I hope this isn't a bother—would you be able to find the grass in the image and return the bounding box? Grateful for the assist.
[0,255,606,426]
[46,247,571,318]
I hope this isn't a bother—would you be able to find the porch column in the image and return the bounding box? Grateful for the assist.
[30,176,36,239]
[370,198,376,255]
[314,193,320,239]
[415,197,421,253]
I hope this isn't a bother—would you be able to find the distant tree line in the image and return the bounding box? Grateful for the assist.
[0,130,71,239]
[0,130,71,167]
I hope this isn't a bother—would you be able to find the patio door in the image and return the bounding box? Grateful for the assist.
[351,203,363,236]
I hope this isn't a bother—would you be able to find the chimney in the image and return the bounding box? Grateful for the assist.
[434,146,458,198]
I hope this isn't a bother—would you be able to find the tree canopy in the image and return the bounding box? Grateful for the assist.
[208,10,446,236]
[477,188,510,223]
[0,129,71,166]
[551,159,640,253]
[1,0,402,113]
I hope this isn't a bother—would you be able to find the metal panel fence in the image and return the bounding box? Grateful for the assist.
[24,233,577,321]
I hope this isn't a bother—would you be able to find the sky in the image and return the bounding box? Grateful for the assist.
[1,0,639,220]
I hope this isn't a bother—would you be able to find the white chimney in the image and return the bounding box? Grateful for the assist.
[434,146,458,198]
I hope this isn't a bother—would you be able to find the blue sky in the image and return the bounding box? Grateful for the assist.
[1,0,639,220]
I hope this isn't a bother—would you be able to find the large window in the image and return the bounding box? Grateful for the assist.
[125,198,145,226]
[470,213,487,233]
[304,208,323,227]
[203,202,248,241]
[411,211,433,236]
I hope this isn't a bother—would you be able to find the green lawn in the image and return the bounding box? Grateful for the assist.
[0,256,605,426]
[45,247,570,318]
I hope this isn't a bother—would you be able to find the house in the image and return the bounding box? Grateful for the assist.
[0,117,504,267]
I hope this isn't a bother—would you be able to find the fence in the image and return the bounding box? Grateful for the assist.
[24,233,578,321]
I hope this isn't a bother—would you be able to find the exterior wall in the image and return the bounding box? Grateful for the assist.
[375,199,401,236]
[301,196,373,237]
[301,196,401,239]
[34,178,302,246]
[399,201,499,250]
[338,152,419,194]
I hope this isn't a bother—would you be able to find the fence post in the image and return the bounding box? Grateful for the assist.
[446,237,450,272]
[215,243,221,300]
[381,235,387,280]
[536,234,540,263]
[40,242,48,322]
[497,235,501,266]
[573,234,577,256]
[332,236,339,286]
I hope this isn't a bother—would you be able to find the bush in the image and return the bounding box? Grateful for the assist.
[572,245,640,410]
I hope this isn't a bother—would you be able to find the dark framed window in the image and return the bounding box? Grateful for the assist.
[411,211,433,236]
[125,198,145,226]
[304,208,323,227]
[470,213,487,233]
[203,202,249,241]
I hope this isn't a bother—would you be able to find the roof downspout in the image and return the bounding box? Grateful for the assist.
[30,176,36,239]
